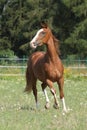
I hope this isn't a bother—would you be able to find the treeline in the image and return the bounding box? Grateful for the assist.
[0,0,87,59]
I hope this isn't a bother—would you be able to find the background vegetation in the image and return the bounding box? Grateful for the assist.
[0,0,87,59]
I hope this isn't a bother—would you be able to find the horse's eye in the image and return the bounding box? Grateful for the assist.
[41,31,46,35]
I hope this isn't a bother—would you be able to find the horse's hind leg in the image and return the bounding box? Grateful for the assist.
[57,76,67,113]
[41,83,50,109]
[32,79,39,108]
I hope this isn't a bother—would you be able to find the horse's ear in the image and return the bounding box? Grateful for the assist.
[40,21,48,28]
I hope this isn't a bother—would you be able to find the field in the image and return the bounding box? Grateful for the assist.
[0,75,87,130]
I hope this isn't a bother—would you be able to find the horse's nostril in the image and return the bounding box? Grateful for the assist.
[30,42,37,49]
[33,42,36,46]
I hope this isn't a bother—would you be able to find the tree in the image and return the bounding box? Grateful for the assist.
[63,0,87,58]
[0,0,87,58]
[0,0,15,57]
[0,0,51,57]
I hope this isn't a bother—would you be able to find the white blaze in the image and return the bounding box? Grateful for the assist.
[30,29,44,43]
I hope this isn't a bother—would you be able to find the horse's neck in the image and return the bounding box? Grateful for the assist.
[46,37,58,62]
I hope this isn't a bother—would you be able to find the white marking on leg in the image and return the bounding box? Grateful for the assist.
[61,97,67,112]
[43,89,50,109]
[44,89,49,103]
[51,88,59,108]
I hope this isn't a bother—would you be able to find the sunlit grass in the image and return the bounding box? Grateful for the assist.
[0,76,87,130]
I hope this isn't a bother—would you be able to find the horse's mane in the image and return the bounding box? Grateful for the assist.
[41,24,61,55]
[52,35,60,55]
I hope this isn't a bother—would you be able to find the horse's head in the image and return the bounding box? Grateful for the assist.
[30,25,51,49]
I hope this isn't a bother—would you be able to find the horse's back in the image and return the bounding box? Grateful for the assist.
[28,51,46,67]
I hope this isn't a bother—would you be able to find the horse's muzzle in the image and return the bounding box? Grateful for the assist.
[30,42,37,49]
[30,41,42,49]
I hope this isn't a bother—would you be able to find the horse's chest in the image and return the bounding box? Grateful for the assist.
[44,63,60,80]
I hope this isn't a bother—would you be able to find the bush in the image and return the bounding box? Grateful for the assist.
[66,54,79,61]
[0,49,16,58]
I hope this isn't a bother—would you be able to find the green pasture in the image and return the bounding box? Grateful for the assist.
[0,76,87,130]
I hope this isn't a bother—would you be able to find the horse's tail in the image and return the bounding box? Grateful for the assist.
[24,62,33,93]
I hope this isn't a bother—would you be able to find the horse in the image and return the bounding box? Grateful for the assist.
[24,23,67,113]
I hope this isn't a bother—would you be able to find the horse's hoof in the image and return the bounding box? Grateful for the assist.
[62,110,68,115]
[53,104,59,109]
[45,102,50,109]
[62,107,72,115]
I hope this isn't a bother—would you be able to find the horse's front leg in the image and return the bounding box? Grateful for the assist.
[46,79,59,109]
[57,77,67,113]
[61,97,67,113]
[50,88,59,109]
[44,89,50,109]
[41,83,50,109]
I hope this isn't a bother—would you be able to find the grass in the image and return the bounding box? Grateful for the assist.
[0,75,87,130]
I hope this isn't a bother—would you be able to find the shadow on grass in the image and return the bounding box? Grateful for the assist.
[20,105,36,111]
[0,104,37,112]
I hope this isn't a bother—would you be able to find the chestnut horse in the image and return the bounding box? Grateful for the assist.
[25,24,67,112]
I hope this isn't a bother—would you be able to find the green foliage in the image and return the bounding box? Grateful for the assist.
[0,49,15,58]
[63,0,87,58]
[0,0,87,58]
